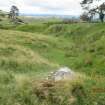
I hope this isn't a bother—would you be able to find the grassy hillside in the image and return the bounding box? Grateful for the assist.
[0,22,105,105]
[0,29,59,105]
[16,23,105,76]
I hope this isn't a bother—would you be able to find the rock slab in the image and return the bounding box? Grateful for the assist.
[48,67,75,81]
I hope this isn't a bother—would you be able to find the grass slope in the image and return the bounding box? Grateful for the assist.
[16,23,105,75]
[0,22,105,104]
[0,29,60,105]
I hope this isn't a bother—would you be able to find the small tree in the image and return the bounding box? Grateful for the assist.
[81,0,105,22]
[9,5,19,21]
[99,3,105,22]
[80,12,90,22]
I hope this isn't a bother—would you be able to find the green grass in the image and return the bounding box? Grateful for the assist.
[0,20,105,105]
[15,24,48,33]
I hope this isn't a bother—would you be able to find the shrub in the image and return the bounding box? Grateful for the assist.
[46,24,66,35]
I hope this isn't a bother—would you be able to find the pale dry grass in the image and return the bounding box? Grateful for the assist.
[0,30,59,68]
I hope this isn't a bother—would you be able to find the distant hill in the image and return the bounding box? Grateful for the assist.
[20,13,79,19]
[0,10,8,15]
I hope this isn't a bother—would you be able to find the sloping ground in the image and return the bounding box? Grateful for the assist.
[0,29,60,105]
[0,23,105,105]
[0,29,60,74]
[18,23,105,76]
[44,23,105,76]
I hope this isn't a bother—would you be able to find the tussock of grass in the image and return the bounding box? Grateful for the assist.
[32,78,92,105]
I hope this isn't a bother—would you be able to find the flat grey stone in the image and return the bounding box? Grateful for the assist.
[48,67,75,81]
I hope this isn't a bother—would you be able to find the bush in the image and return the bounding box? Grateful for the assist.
[46,24,66,35]
[63,19,78,24]
[80,12,90,22]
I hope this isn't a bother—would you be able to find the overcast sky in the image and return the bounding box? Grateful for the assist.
[0,0,83,15]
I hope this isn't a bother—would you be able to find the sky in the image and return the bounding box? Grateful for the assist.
[0,0,83,15]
